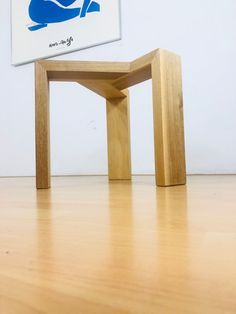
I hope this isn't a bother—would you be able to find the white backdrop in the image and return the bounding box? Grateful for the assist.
[0,0,236,176]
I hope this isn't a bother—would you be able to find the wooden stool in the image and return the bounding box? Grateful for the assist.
[35,49,186,188]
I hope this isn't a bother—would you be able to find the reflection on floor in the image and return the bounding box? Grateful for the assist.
[0,175,236,314]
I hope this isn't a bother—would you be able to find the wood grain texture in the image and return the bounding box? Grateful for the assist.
[35,48,186,187]
[1,175,236,314]
[35,62,51,189]
[40,60,130,81]
[106,90,131,180]
[112,50,157,90]
[152,49,186,186]
[77,79,127,99]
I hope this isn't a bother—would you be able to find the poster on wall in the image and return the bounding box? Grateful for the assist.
[11,0,121,65]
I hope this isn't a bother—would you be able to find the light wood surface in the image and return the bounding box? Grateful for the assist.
[152,50,186,186]
[35,62,50,189]
[41,60,130,81]
[0,175,236,314]
[35,49,186,188]
[77,79,127,99]
[106,90,131,180]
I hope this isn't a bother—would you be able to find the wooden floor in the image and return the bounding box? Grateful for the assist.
[0,176,236,314]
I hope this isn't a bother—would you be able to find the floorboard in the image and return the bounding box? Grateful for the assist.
[0,175,236,314]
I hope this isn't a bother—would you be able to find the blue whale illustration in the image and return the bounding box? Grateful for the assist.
[28,0,100,31]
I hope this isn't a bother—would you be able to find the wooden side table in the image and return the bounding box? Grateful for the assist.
[35,49,186,188]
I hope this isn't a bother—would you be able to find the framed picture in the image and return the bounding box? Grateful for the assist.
[11,0,121,65]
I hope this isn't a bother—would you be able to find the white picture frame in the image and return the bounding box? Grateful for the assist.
[11,0,121,65]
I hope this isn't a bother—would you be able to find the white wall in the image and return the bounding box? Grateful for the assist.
[1,0,236,176]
